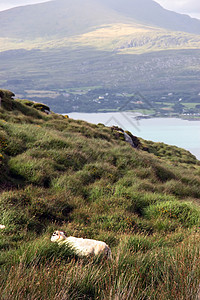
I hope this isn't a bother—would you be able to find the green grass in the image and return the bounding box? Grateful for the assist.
[1,235,200,299]
[0,90,200,299]
[182,103,199,109]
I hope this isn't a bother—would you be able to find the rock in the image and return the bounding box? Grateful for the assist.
[124,131,136,147]
[111,126,141,148]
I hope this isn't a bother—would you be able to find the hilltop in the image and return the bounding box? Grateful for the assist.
[0,89,200,298]
[1,0,200,52]
[1,0,200,39]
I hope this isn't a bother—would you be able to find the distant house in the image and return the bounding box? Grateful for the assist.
[99,96,104,100]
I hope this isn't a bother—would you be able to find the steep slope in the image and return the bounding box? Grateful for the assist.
[0,89,200,299]
[102,0,200,35]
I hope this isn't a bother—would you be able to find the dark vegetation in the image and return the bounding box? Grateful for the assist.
[0,90,200,299]
[1,49,200,114]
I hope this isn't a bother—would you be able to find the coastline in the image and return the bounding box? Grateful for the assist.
[67,112,200,160]
[65,110,200,122]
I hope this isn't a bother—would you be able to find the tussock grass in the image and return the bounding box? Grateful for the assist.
[144,201,200,228]
[0,91,200,298]
[1,237,200,300]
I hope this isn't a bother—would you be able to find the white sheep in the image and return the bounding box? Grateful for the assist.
[51,230,112,258]
[0,225,5,229]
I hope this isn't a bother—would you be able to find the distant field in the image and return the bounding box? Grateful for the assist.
[23,90,60,98]
[183,103,199,109]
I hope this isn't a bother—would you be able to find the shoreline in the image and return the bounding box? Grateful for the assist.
[67,112,200,160]
[65,111,200,122]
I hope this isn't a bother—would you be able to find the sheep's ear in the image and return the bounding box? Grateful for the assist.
[59,231,66,235]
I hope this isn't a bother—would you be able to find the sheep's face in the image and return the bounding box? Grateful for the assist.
[51,231,66,242]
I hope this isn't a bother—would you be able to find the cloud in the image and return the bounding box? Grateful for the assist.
[156,0,200,15]
[2,0,50,5]
[0,0,51,11]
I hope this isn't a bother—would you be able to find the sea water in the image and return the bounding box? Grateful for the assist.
[68,112,200,160]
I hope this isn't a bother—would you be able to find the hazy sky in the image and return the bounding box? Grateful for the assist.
[0,0,51,11]
[0,0,199,19]
[156,0,200,19]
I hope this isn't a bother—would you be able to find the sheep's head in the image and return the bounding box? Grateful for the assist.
[51,230,66,242]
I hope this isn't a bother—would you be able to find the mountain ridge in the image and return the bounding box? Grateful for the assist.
[0,0,200,41]
[100,0,200,34]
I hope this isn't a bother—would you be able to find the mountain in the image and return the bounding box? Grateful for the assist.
[0,0,200,40]
[0,0,200,113]
[0,89,200,298]
[0,0,200,54]
[101,0,200,35]
[0,0,125,39]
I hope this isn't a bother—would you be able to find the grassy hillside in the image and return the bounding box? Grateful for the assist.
[0,90,200,299]
[69,24,200,53]
[1,23,200,53]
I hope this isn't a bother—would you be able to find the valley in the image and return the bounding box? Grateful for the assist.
[0,0,200,113]
[0,48,199,116]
